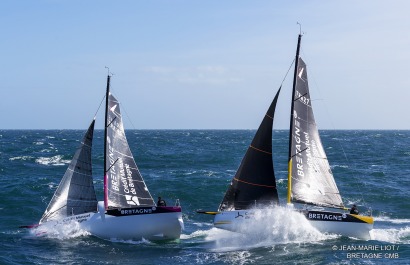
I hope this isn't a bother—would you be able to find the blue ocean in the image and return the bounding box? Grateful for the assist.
[0,130,409,264]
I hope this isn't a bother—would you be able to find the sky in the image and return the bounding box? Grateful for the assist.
[1,0,409,129]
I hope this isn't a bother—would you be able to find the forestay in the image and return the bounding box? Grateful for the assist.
[40,120,97,223]
[289,58,344,209]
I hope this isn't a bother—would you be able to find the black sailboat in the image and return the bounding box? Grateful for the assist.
[209,32,374,239]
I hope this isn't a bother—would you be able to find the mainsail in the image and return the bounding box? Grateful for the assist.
[104,77,155,209]
[40,120,97,223]
[288,57,344,209]
[219,89,281,211]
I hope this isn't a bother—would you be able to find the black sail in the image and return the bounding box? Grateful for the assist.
[289,58,344,209]
[218,89,281,211]
[40,120,97,223]
[105,93,155,208]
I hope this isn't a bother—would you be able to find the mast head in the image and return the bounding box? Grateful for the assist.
[105,66,114,77]
[296,22,305,37]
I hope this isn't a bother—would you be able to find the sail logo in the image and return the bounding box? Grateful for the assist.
[308,212,342,221]
[298,68,304,79]
[110,104,118,113]
[125,195,140,206]
[293,110,304,178]
[121,208,152,215]
[118,160,137,196]
[106,137,120,192]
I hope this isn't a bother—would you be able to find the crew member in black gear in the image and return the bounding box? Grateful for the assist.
[350,204,359,215]
[157,197,166,206]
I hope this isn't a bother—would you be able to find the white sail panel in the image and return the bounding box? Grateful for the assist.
[40,120,97,223]
[289,58,344,209]
[105,93,155,208]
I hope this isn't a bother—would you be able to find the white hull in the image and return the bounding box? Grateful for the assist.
[37,203,183,241]
[307,219,372,240]
[213,208,373,240]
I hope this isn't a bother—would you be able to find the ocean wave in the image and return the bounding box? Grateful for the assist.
[183,171,197,176]
[374,216,410,224]
[39,148,56,153]
[173,250,253,265]
[30,220,90,240]
[9,156,35,161]
[370,226,410,244]
[204,207,337,252]
[35,155,70,166]
[191,222,213,228]
[277,178,286,184]
[331,164,349,169]
[108,237,154,245]
[180,229,212,240]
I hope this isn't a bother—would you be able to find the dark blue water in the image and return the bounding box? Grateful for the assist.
[1,130,409,264]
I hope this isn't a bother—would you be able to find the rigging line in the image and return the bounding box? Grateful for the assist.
[121,102,137,130]
[42,204,67,220]
[290,147,308,158]
[106,116,117,128]
[109,91,138,130]
[106,158,119,173]
[108,80,138,130]
[280,58,296,87]
[294,92,308,102]
[93,94,106,120]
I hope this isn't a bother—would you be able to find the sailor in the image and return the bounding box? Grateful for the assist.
[350,204,359,215]
[157,197,166,206]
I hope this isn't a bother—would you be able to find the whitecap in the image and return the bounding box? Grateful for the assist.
[35,155,70,166]
[183,171,197,176]
[370,226,410,244]
[331,164,349,169]
[277,178,286,184]
[108,237,154,245]
[374,216,410,224]
[9,156,34,161]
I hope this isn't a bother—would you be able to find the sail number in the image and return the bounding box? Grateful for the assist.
[295,90,310,106]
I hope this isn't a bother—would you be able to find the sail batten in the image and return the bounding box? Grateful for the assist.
[40,120,98,223]
[219,89,281,211]
[288,57,344,209]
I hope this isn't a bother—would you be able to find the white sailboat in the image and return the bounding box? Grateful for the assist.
[30,75,183,241]
[201,33,374,240]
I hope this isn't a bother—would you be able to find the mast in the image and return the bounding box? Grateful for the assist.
[103,74,111,209]
[287,33,302,204]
